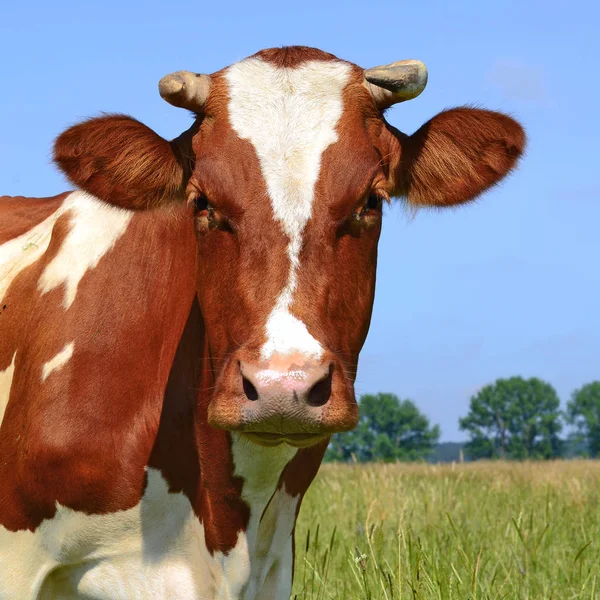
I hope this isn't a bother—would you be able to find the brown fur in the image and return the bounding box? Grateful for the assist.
[0,193,69,244]
[255,45,344,68]
[53,115,192,209]
[0,205,198,530]
[387,107,526,206]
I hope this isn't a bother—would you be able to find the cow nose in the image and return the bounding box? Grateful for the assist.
[240,359,333,407]
[207,352,358,436]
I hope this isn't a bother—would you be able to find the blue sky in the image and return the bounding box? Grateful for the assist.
[1,0,598,440]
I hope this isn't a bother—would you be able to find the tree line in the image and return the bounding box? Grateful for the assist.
[325,378,600,462]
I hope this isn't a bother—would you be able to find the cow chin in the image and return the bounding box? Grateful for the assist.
[239,432,331,449]
[206,354,359,446]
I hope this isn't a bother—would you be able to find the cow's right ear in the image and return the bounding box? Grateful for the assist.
[53,114,193,210]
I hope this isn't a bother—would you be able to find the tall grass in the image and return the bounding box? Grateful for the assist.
[293,461,600,599]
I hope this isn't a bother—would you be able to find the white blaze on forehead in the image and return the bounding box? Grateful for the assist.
[41,342,74,382]
[225,58,352,362]
[38,191,133,310]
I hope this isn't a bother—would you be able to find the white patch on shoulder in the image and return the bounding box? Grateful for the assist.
[225,58,351,362]
[230,433,298,600]
[0,198,69,303]
[0,468,252,600]
[41,342,74,383]
[0,352,17,426]
[37,191,133,310]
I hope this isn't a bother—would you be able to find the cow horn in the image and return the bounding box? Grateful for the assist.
[158,71,212,111]
[364,60,428,109]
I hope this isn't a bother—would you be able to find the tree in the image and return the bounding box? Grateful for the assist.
[459,377,563,460]
[566,382,600,457]
[325,393,440,462]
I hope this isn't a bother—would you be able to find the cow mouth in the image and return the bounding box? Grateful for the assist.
[241,431,329,448]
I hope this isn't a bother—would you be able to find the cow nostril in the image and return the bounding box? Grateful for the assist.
[242,376,259,401]
[306,369,333,407]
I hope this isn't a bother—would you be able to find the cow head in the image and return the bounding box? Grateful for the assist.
[54,47,525,448]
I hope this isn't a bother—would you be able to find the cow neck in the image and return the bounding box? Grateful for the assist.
[151,294,328,559]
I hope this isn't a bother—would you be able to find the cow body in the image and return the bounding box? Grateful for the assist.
[0,47,524,598]
[0,191,320,598]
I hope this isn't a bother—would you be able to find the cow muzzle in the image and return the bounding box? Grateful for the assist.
[207,353,358,447]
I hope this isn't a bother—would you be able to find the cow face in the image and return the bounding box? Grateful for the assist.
[54,47,525,447]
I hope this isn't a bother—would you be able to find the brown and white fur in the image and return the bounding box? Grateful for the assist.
[0,46,525,599]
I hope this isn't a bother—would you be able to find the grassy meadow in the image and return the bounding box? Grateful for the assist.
[292,461,600,600]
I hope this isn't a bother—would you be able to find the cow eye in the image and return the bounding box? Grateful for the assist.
[191,193,216,235]
[365,192,383,211]
[191,193,236,235]
[193,194,211,215]
[193,194,216,225]
[356,192,385,219]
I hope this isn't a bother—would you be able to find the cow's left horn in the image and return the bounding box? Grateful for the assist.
[364,60,428,109]
[159,71,212,111]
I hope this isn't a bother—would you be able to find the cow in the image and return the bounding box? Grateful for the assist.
[0,46,525,599]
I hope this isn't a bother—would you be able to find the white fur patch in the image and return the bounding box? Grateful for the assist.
[37,191,133,310]
[230,433,298,600]
[225,58,351,362]
[0,468,251,599]
[41,342,74,383]
[0,198,68,304]
[0,444,301,599]
[0,352,16,426]
[249,487,298,599]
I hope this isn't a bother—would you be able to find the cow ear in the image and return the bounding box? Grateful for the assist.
[53,114,192,210]
[389,108,525,207]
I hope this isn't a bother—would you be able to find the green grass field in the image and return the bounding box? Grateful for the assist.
[292,461,600,600]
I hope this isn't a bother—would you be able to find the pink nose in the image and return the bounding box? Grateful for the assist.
[240,357,333,407]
